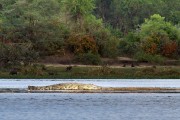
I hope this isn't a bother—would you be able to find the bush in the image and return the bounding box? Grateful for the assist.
[21,64,46,76]
[141,32,178,58]
[102,36,119,58]
[134,51,165,64]
[74,52,101,65]
[0,42,39,67]
[33,23,69,56]
[118,32,140,56]
[92,28,111,56]
[66,34,98,54]
[139,14,180,58]
[118,40,138,56]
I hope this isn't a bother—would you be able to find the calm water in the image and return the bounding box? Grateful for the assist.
[0,79,180,88]
[0,93,180,120]
[0,79,180,120]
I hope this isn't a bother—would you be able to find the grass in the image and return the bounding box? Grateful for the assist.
[0,65,180,79]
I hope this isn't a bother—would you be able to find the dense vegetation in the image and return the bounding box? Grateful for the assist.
[0,0,180,67]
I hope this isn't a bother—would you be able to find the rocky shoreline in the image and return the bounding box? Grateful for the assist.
[1,83,180,93]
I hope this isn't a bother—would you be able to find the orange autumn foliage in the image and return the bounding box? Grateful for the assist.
[66,34,98,54]
[162,41,177,57]
[145,43,157,54]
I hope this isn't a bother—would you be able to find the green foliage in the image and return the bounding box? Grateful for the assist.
[0,0,180,66]
[108,27,123,38]
[0,0,67,56]
[102,36,119,58]
[0,43,23,66]
[62,0,95,21]
[134,51,165,64]
[140,14,179,40]
[139,14,180,58]
[92,28,110,55]
[88,65,114,76]
[21,64,46,76]
[95,0,180,34]
[21,46,39,66]
[109,0,155,33]
[0,42,38,67]
[33,22,69,56]
[84,15,103,33]
[118,32,140,56]
[74,52,101,65]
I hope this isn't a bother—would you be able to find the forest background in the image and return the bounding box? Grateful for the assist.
[0,0,180,67]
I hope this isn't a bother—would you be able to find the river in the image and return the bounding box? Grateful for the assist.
[0,79,180,88]
[0,79,180,120]
[0,93,180,120]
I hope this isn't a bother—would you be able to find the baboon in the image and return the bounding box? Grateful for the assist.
[131,63,135,67]
[9,68,18,75]
[152,65,156,69]
[122,64,126,67]
[48,72,55,75]
[42,66,47,71]
[66,66,72,72]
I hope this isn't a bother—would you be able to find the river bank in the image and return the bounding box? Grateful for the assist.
[0,65,180,79]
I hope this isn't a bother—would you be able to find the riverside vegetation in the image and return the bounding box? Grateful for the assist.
[0,64,179,79]
[0,0,180,78]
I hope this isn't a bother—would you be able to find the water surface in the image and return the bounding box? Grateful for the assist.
[0,79,180,88]
[0,93,179,120]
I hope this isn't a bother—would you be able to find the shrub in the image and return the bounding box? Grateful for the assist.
[21,64,46,76]
[134,51,165,64]
[141,32,179,58]
[0,42,39,67]
[92,28,111,56]
[139,14,180,58]
[32,22,69,56]
[118,32,140,56]
[102,36,119,58]
[118,40,138,56]
[87,65,114,76]
[66,34,98,54]
[162,41,178,57]
[74,52,101,65]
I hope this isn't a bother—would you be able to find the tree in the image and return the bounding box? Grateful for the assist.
[140,14,179,40]
[62,0,95,29]
[0,0,68,56]
[109,0,154,34]
[159,0,180,25]
[95,0,111,21]
[139,14,180,57]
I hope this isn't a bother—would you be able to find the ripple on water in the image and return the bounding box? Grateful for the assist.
[0,93,180,120]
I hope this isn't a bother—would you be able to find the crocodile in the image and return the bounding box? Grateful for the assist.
[28,83,102,91]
